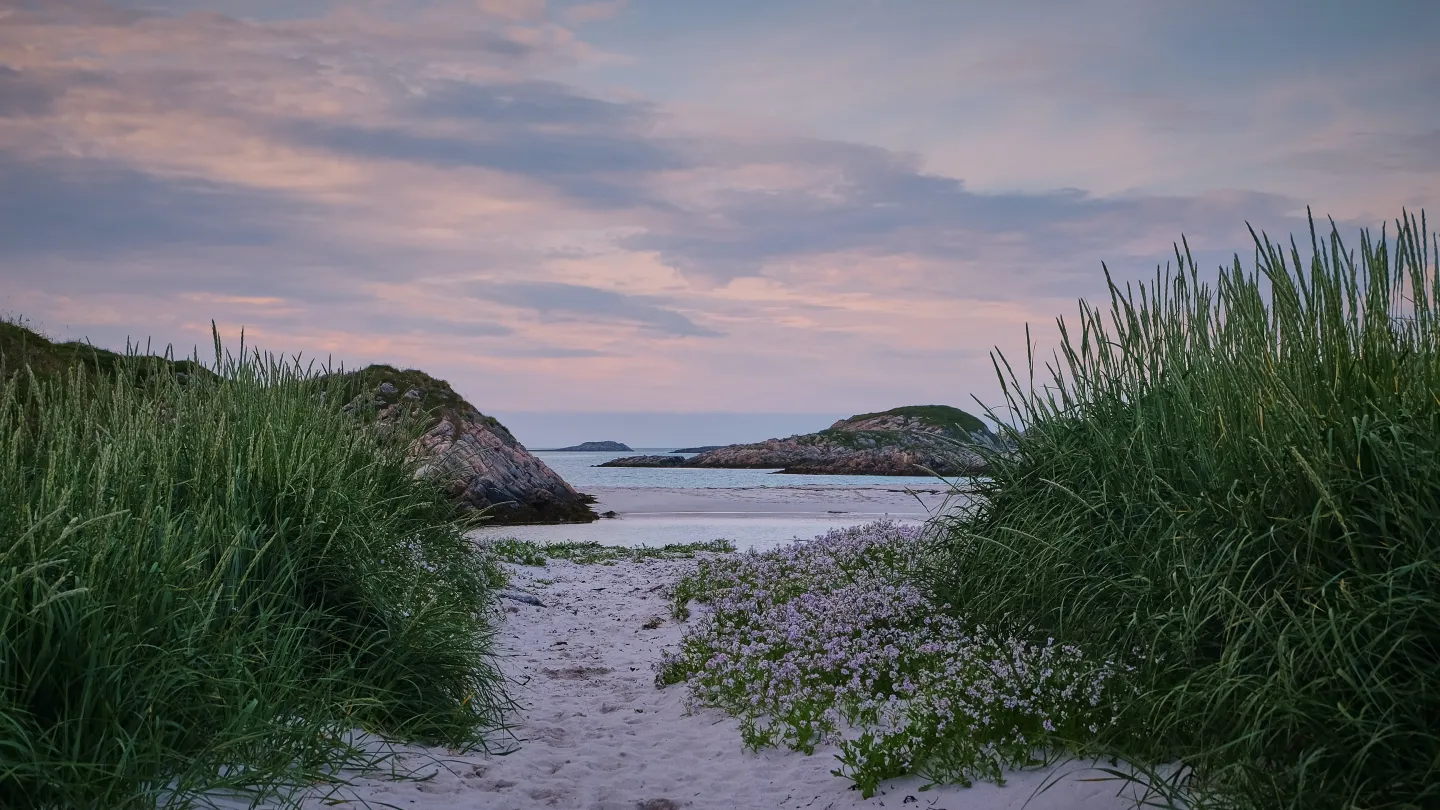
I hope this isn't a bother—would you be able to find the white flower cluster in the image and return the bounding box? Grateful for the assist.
[657,521,1134,797]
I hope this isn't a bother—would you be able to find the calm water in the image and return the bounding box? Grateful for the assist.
[531,449,968,490]
[471,514,894,554]
[470,449,971,552]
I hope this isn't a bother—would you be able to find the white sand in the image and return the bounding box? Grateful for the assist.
[239,557,1155,810]
[470,486,966,552]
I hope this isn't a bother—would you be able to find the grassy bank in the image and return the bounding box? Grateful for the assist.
[657,211,1438,810]
[928,210,1439,809]
[0,332,511,808]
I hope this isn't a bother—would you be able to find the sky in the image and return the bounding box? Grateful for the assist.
[1,0,1437,447]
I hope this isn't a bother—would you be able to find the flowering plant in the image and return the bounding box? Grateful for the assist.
[657,521,1133,797]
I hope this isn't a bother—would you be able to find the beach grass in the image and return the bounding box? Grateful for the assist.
[925,210,1440,809]
[655,210,1438,809]
[0,329,511,809]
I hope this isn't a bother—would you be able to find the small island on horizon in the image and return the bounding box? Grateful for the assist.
[549,440,633,452]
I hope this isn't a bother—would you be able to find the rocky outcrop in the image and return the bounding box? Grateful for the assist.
[1,322,596,525]
[596,454,687,468]
[341,366,598,524]
[670,445,724,454]
[612,406,1004,476]
[553,441,632,452]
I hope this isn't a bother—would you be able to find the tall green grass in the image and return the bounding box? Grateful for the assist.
[0,332,511,808]
[927,210,1439,810]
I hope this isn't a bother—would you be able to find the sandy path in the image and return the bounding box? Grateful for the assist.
[272,558,1152,810]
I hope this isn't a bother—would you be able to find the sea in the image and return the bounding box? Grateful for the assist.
[469,449,975,553]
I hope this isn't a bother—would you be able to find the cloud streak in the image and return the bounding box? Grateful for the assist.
[469,281,721,337]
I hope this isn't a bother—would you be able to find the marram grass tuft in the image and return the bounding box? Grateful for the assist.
[0,330,512,809]
[927,210,1440,810]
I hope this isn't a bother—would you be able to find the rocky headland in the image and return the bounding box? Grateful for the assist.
[552,440,632,452]
[670,445,724,454]
[336,366,598,524]
[600,405,1004,476]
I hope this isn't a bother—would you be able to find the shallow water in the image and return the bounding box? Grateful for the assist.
[531,449,972,490]
[471,514,903,553]
[473,449,973,552]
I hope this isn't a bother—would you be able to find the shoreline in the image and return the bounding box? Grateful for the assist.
[585,485,966,520]
[471,486,968,552]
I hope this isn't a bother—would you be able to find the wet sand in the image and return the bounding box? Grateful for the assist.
[472,485,971,551]
[586,484,967,519]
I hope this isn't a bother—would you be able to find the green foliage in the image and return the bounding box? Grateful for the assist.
[926,210,1440,809]
[0,319,214,389]
[320,363,509,436]
[0,330,511,809]
[844,404,988,435]
[484,537,734,567]
[658,523,1130,798]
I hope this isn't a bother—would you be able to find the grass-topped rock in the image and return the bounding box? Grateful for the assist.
[327,364,598,525]
[602,405,1002,476]
[1,321,597,526]
[1,318,215,388]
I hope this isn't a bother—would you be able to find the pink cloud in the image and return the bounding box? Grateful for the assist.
[2,0,1433,419]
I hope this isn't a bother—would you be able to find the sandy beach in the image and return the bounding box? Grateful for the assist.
[469,485,969,552]
[251,557,1156,810]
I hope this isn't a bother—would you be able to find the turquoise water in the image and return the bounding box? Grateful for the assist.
[471,449,968,552]
[531,449,969,490]
[471,514,895,554]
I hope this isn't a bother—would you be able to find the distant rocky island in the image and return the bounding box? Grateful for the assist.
[670,445,724,454]
[551,440,632,452]
[597,405,1004,476]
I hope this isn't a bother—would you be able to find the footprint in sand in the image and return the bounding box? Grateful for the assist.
[540,664,612,680]
[526,785,571,804]
[526,725,572,746]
